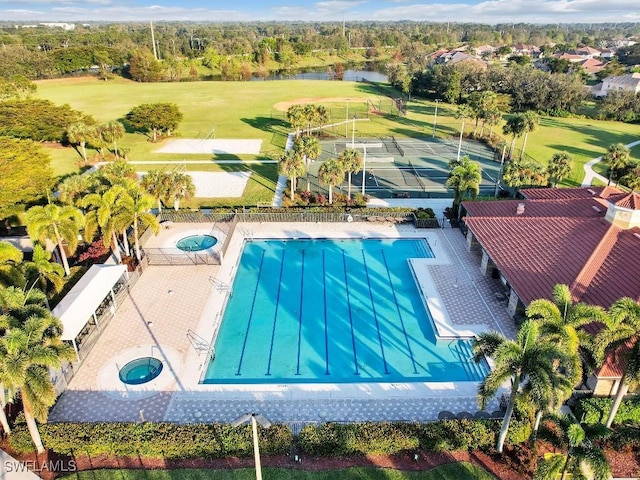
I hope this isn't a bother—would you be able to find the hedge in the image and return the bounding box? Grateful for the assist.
[10,422,292,458]
[298,420,497,456]
[574,397,640,425]
[11,419,529,457]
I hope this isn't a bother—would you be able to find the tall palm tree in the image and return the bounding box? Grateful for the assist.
[338,148,363,199]
[534,414,611,480]
[0,308,75,453]
[455,104,473,161]
[0,241,25,288]
[141,170,170,212]
[547,152,573,187]
[502,159,549,193]
[97,159,138,188]
[602,143,631,186]
[99,121,126,160]
[57,174,97,205]
[595,297,640,428]
[473,320,578,453]
[485,108,503,140]
[165,172,196,210]
[503,114,526,160]
[66,122,96,165]
[279,149,305,201]
[23,245,65,307]
[519,111,539,160]
[315,105,328,132]
[80,185,126,263]
[286,104,306,138]
[114,184,159,262]
[318,160,345,204]
[293,136,321,192]
[25,204,85,276]
[303,104,319,136]
[445,155,482,207]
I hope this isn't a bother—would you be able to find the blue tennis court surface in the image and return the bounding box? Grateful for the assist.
[203,238,487,384]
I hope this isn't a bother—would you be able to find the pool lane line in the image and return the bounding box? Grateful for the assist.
[361,250,390,375]
[265,249,287,376]
[380,249,419,374]
[295,249,306,376]
[342,250,360,376]
[322,249,330,375]
[235,249,266,376]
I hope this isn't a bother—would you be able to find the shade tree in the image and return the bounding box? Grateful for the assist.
[125,103,183,142]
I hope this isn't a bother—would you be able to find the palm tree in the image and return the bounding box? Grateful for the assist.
[57,174,97,205]
[141,170,170,212]
[338,148,363,199]
[303,104,319,135]
[99,121,126,160]
[602,143,631,186]
[621,165,640,192]
[97,159,138,188]
[502,159,549,193]
[455,104,473,161]
[503,114,526,160]
[594,297,640,428]
[66,122,96,165]
[445,155,482,207]
[115,184,159,262]
[485,108,503,140]
[0,308,75,452]
[165,172,196,210]
[472,320,579,453]
[519,111,539,160]
[547,152,573,187]
[23,245,65,307]
[279,149,305,201]
[25,204,85,276]
[0,241,25,288]
[318,160,345,204]
[315,105,328,132]
[534,414,610,480]
[80,185,126,263]
[293,136,321,192]
[286,104,306,138]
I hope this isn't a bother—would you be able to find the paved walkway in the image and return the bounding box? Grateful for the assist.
[581,139,640,187]
[50,223,514,425]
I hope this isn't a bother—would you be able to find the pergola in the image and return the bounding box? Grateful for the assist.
[52,264,128,360]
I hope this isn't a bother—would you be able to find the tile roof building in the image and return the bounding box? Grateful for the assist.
[462,187,640,394]
[596,72,640,97]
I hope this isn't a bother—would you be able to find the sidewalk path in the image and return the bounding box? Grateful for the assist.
[582,140,640,187]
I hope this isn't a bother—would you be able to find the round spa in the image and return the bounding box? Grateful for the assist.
[176,234,218,252]
[118,357,163,385]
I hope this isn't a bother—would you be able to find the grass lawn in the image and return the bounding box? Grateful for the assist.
[60,463,496,479]
[35,77,640,189]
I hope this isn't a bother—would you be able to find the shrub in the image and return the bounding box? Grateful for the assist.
[416,420,495,452]
[574,397,640,425]
[35,422,291,459]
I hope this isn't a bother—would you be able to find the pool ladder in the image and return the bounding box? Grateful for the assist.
[187,329,210,356]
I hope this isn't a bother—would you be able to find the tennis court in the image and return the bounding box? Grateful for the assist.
[308,137,501,198]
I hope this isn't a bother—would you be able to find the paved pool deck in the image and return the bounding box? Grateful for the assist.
[49,222,515,424]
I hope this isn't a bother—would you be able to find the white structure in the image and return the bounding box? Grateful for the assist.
[596,72,640,97]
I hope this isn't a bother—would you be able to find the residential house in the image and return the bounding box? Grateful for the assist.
[461,186,640,396]
[595,72,640,97]
[512,43,542,58]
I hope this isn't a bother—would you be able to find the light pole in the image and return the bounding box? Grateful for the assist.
[231,413,271,480]
[361,144,367,196]
[432,99,440,138]
[494,143,507,197]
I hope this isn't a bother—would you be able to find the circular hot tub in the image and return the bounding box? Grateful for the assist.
[118,357,163,385]
[176,234,218,252]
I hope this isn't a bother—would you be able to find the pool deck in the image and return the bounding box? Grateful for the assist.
[50,222,515,424]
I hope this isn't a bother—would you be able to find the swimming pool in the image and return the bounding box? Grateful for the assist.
[176,234,218,252]
[203,238,487,384]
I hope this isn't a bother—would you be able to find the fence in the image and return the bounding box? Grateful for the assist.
[144,248,221,266]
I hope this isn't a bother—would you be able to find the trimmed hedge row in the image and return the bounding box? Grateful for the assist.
[574,397,640,425]
[11,419,534,457]
[10,422,292,458]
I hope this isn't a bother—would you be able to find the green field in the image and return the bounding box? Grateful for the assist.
[60,463,496,480]
[35,77,640,189]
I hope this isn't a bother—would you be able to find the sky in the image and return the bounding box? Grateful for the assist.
[1,0,639,24]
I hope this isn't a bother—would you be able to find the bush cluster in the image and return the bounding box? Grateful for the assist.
[574,397,640,425]
[10,422,292,458]
[298,420,496,456]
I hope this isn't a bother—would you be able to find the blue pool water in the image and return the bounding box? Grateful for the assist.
[203,238,487,384]
[176,234,217,252]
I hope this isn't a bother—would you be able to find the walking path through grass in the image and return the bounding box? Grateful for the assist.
[581,140,640,187]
